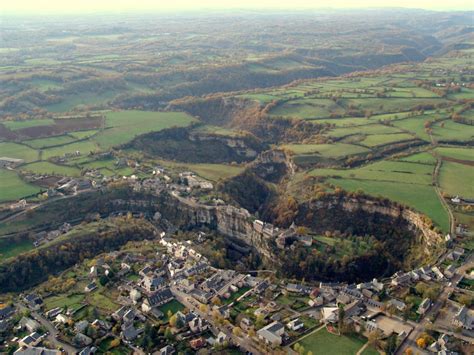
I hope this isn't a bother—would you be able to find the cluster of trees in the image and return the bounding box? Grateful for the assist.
[0,217,155,292]
[218,171,276,214]
[276,239,391,282]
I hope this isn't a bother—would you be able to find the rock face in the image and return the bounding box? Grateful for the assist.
[341,198,443,249]
[155,191,444,264]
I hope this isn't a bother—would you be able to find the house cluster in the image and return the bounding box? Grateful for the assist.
[2,208,472,355]
[179,172,213,191]
[390,259,459,288]
[32,222,72,247]
[0,157,24,168]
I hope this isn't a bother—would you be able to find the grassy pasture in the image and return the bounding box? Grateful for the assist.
[439,161,474,199]
[0,142,39,162]
[397,152,436,165]
[282,143,369,158]
[340,97,447,114]
[269,98,344,119]
[310,117,373,126]
[41,140,101,160]
[3,119,55,131]
[310,160,433,185]
[359,133,416,147]
[69,130,99,139]
[46,91,118,112]
[308,156,449,230]
[0,169,41,202]
[21,161,81,177]
[326,178,448,231]
[435,147,474,162]
[432,120,474,142]
[44,294,85,311]
[193,125,243,137]
[328,124,404,138]
[0,237,34,262]
[24,135,76,149]
[94,110,196,149]
[392,116,433,141]
[158,160,244,181]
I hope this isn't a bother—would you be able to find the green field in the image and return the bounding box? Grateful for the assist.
[327,178,448,231]
[159,160,245,181]
[397,152,436,165]
[44,294,85,311]
[310,160,434,185]
[360,133,415,147]
[432,120,474,142]
[308,157,449,230]
[41,140,100,160]
[24,135,76,149]
[0,169,41,202]
[0,238,34,262]
[69,130,99,139]
[269,98,344,119]
[3,119,55,131]
[94,110,196,149]
[439,161,474,199]
[296,328,368,355]
[0,142,39,162]
[87,292,120,312]
[436,147,474,162]
[21,161,81,177]
[282,143,369,158]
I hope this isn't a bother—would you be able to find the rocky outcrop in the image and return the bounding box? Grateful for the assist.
[154,191,444,265]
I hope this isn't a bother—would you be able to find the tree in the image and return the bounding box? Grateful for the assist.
[264,287,273,300]
[248,328,256,337]
[458,294,473,307]
[405,348,413,355]
[233,327,242,337]
[255,314,265,329]
[211,296,222,306]
[169,314,178,328]
[368,330,384,349]
[385,334,397,354]
[338,305,345,333]
[416,337,426,348]
[199,304,208,313]
[110,338,121,348]
[164,327,173,340]
[99,275,109,286]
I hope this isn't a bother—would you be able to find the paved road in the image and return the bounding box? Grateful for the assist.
[19,302,78,354]
[171,286,263,355]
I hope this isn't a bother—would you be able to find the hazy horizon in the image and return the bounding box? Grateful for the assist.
[1,0,473,15]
